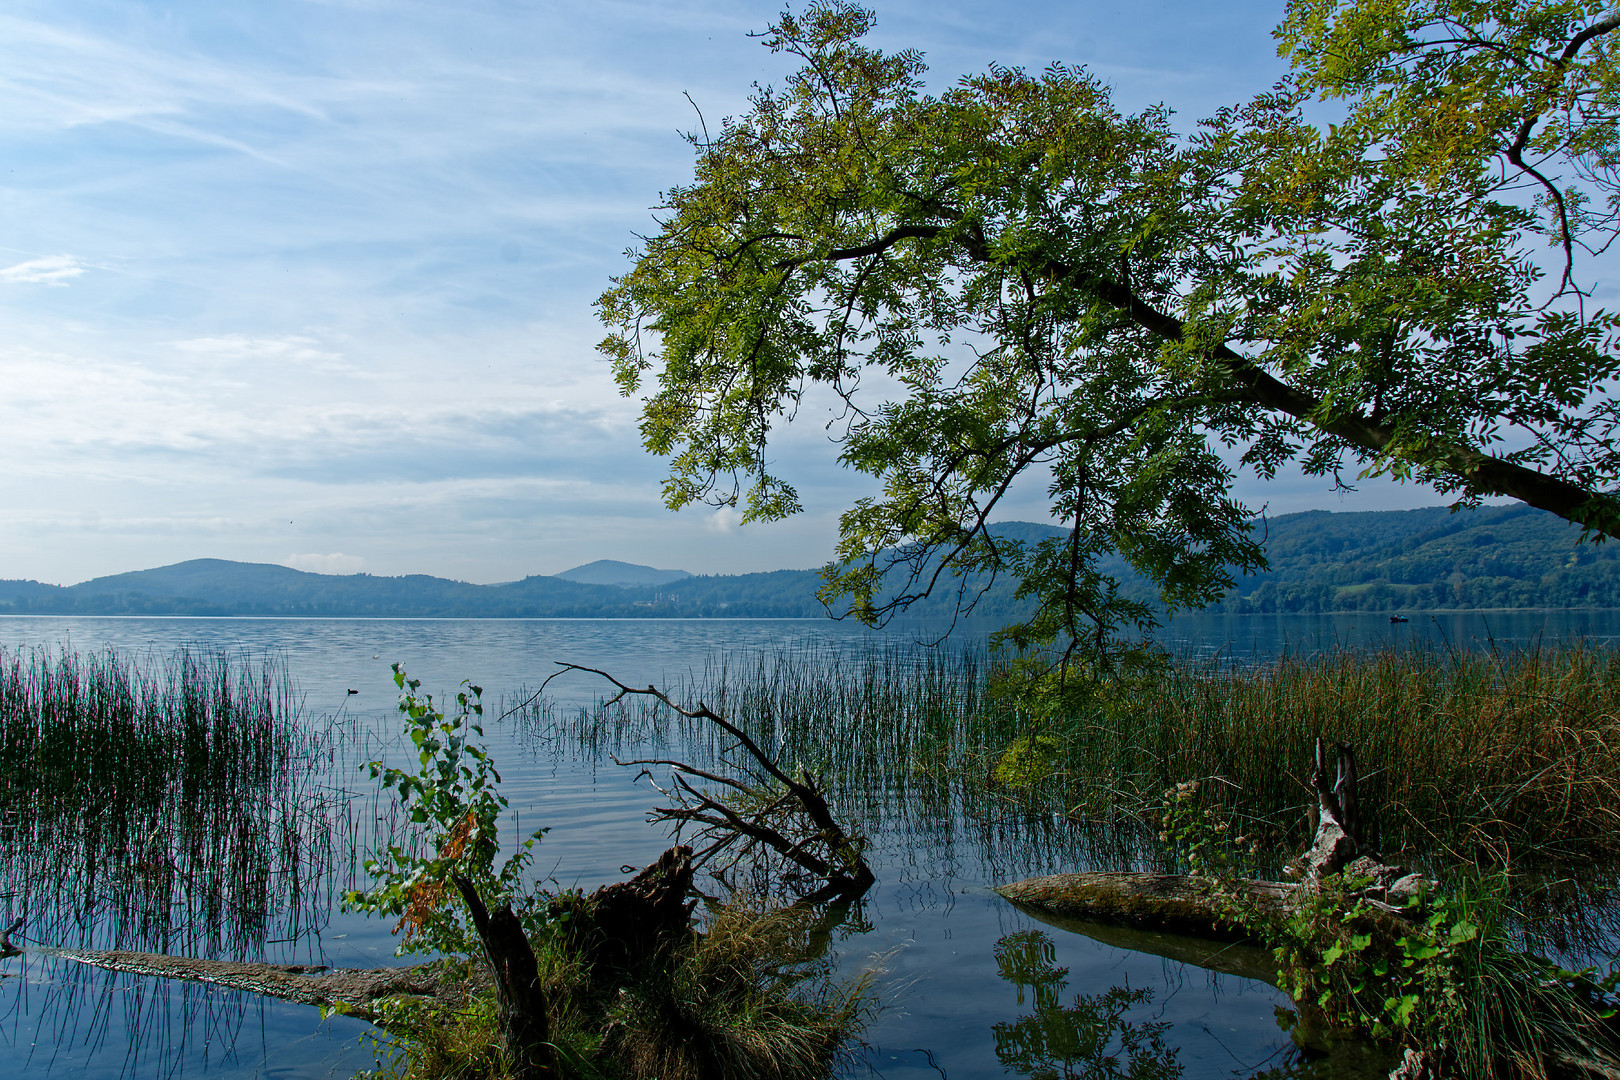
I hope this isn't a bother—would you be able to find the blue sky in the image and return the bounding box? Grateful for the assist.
[0,0,1469,586]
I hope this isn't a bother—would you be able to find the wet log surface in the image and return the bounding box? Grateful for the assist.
[995,871,1295,941]
[19,946,471,1021]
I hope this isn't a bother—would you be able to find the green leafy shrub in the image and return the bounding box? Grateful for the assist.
[343,665,546,957]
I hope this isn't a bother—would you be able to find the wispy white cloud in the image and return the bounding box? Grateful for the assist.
[0,255,84,285]
[171,333,348,370]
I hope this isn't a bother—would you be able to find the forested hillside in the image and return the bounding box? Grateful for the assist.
[0,506,1614,617]
[1206,505,1620,613]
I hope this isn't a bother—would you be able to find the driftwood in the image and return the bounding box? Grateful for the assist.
[12,945,462,1020]
[545,663,875,902]
[1299,738,1431,910]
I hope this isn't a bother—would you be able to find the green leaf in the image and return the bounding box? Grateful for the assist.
[1446,920,1478,946]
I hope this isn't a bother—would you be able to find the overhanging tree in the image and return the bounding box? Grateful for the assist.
[597,0,1620,657]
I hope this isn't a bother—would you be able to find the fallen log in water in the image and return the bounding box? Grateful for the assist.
[7,843,701,1047]
[997,741,1429,949]
[994,871,1294,941]
[994,740,1620,1080]
[1008,899,1281,984]
[18,946,470,1022]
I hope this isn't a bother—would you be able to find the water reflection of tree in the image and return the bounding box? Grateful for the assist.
[992,931,1183,1080]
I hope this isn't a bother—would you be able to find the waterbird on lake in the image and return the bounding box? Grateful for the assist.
[1389,616,1410,623]
[0,916,23,955]
[347,688,359,695]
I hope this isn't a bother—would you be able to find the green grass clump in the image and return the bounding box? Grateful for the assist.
[360,900,868,1080]
[596,901,868,1080]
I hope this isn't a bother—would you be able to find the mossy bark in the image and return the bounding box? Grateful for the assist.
[995,871,1294,940]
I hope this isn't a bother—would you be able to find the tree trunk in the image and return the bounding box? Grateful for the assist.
[451,874,556,1080]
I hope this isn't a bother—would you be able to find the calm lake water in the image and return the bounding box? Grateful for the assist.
[3,610,1618,1080]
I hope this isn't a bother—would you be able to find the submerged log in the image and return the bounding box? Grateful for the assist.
[1010,901,1280,984]
[995,871,1294,941]
[10,842,699,1071]
[997,744,1428,949]
[17,946,462,1021]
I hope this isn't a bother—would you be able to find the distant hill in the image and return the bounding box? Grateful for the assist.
[1209,504,1620,612]
[1,506,1617,618]
[554,560,693,587]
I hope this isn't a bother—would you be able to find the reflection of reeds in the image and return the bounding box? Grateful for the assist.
[0,646,367,960]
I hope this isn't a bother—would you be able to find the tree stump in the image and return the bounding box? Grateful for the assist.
[554,845,696,976]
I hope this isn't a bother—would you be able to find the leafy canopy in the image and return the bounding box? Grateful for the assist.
[597,0,1620,656]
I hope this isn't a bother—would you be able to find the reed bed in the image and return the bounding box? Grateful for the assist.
[0,645,369,958]
[1043,642,1620,867]
[527,644,1155,886]
[536,640,1620,873]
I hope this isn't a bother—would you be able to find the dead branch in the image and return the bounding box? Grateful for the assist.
[547,662,875,901]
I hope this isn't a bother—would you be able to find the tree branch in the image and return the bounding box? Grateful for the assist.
[804,221,1617,533]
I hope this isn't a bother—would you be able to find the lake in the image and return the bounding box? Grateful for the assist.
[3,610,1618,1079]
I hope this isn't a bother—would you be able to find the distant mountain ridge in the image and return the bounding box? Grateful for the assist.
[553,560,693,587]
[2,506,1617,618]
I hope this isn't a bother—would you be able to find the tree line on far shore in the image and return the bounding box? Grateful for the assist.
[3,505,1618,620]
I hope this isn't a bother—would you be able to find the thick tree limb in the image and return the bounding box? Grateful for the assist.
[804,222,1616,533]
